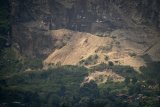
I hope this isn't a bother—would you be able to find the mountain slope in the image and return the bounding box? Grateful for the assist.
[43,29,159,71]
[44,29,113,66]
[11,0,160,58]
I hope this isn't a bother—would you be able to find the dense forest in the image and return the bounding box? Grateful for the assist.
[0,47,160,107]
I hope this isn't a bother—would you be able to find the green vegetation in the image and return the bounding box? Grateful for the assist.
[0,47,43,77]
[0,65,88,106]
[104,55,109,61]
[108,61,114,66]
[140,62,160,89]
[0,48,22,77]
[128,51,137,57]
[95,46,112,53]
[79,54,99,65]
[0,0,10,49]
[0,49,160,106]
[95,32,104,37]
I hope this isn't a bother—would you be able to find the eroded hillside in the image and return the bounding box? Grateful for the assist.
[43,29,160,72]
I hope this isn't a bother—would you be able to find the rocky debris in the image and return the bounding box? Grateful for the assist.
[43,29,151,71]
[82,69,125,85]
[43,29,113,66]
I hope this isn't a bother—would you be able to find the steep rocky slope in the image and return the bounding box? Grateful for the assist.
[11,0,160,58]
[44,29,113,66]
[9,0,160,77]
[43,29,160,71]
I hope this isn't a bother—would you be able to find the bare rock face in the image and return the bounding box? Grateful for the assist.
[11,0,160,58]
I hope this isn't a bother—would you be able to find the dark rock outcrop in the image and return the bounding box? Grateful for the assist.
[11,0,160,58]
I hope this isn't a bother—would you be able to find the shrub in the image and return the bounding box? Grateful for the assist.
[104,55,109,61]
[128,51,137,57]
[108,61,114,66]
[95,32,104,37]
[79,54,99,65]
